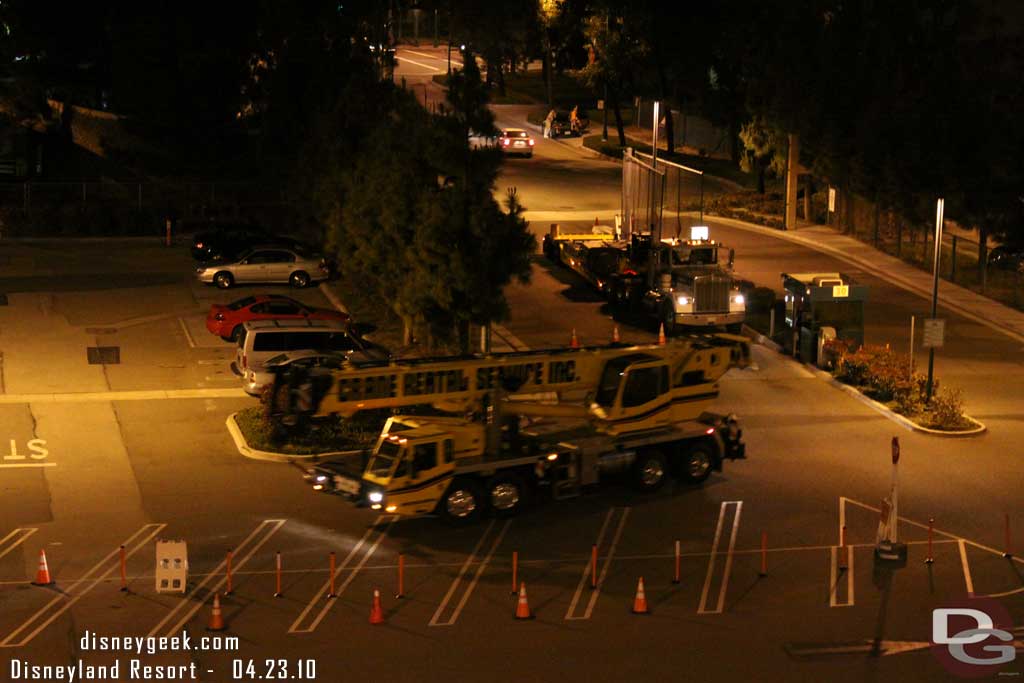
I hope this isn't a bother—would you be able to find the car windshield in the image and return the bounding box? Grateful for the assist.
[672,246,717,266]
[228,296,257,310]
[368,440,403,477]
[503,130,528,138]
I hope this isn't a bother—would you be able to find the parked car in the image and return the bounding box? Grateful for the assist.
[499,129,535,157]
[987,245,1024,272]
[195,246,329,289]
[190,223,316,262]
[205,295,349,342]
[242,346,387,397]
[550,110,589,138]
[232,319,385,380]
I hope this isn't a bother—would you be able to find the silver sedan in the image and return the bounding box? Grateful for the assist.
[196,246,330,289]
[242,346,389,396]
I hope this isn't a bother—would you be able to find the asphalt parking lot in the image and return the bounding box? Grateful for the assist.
[1,238,1022,681]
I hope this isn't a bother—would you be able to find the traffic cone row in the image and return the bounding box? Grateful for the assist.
[570,329,580,349]
[32,549,52,586]
[612,326,620,343]
[631,577,649,614]
[657,323,667,345]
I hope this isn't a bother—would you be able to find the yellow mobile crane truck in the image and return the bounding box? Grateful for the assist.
[288,335,751,522]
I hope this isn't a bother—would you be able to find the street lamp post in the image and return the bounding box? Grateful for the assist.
[925,198,944,402]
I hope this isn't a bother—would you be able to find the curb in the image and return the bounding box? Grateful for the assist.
[318,281,351,316]
[226,412,363,463]
[740,323,781,353]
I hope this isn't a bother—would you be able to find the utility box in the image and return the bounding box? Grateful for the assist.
[155,540,188,593]
[781,272,868,364]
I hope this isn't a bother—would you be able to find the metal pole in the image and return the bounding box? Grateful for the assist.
[602,82,609,142]
[769,307,775,338]
[651,101,659,169]
[699,173,704,223]
[909,315,915,374]
[951,235,958,282]
[926,199,943,402]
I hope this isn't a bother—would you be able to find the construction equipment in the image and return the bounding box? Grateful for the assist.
[781,272,868,363]
[542,223,623,295]
[295,334,751,523]
[607,226,745,334]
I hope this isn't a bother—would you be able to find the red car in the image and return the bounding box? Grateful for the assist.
[206,295,349,341]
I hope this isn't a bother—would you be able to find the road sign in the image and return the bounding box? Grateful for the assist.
[832,284,849,298]
[156,540,188,593]
[828,187,836,213]
[922,318,945,348]
[597,99,604,110]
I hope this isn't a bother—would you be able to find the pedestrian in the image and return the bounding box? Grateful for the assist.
[569,105,579,136]
[544,109,555,138]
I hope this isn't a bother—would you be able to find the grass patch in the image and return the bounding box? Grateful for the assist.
[234,406,385,454]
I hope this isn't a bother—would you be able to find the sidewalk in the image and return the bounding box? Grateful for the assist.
[709,215,1024,345]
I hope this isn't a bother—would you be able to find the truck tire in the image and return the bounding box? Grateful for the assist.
[487,473,528,517]
[439,478,484,524]
[679,443,714,484]
[632,449,668,492]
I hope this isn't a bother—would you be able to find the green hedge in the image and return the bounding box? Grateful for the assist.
[235,406,385,455]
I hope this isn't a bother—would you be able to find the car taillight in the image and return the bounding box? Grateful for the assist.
[528,139,535,146]
[196,241,204,249]
[502,138,510,146]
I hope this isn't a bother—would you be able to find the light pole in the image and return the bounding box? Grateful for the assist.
[925,198,944,402]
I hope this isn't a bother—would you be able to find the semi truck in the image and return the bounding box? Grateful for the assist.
[781,272,868,364]
[283,335,752,522]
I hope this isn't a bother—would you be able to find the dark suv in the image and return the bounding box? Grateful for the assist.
[987,245,1024,272]
[191,223,312,262]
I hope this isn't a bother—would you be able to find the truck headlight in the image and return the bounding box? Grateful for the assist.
[316,475,327,482]
[368,491,384,504]
[731,294,745,305]
[676,296,690,306]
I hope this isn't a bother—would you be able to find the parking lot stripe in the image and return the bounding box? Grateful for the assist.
[829,546,855,607]
[958,539,975,597]
[1,524,165,648]
[0,463,56,468]
[0,388,247,404]
[290,515,395,634]
[148,519,285,638]
[0,528,37,561]
[431,520,512,627]
[565,509,614,619]
[566,507,631,621]
[698,501,742,614]
[429,520,496,626]
[177,317,196,349]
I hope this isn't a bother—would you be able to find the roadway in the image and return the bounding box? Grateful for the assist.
[0,59,1021,681]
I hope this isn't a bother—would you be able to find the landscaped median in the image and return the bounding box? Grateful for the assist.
[226,406,381,463]
[819,342,985,436]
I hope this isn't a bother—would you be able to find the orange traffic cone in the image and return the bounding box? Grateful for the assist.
[631,577,649,614]
[612,326,620,343]
[32,549,53,586]
[369,588,385,625]
[570,329,580,349]
[657,323,667,345]
[514,582,533,620]
[594,216,600,227]
[207,594,226,631]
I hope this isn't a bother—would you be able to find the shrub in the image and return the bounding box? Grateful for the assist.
[927,387,968,430]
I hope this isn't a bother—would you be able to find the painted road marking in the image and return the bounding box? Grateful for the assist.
[958,539,975,597]
[0,462,56,468]
[148,519,285,638]
[565,507,631,620]
[402,49,463,67]
[289,516,396,634]
[0,528,37,561]
[1,524,166,648]
[698,501,743,614]
[0,388,247,404]
[395,56,443,72]
[492,322,529,351]
[430,519,511,626]
[829,545,855,607]
[178,317,196,349]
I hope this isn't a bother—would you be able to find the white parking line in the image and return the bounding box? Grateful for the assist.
[402,48,462,66]
[1,524,166,648]
[0,463,56,468]
[958,539,975,597]
[0,528,37,560]
[430,519,511,626]
[178,317,196,349]
[565,507,630,620]
[148,519,285,638]
[396,56,443,72]
[0,388,247,404]
[289,515,395,634]
[698,501,742,614]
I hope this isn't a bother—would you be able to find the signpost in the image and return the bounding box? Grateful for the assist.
[875,437,907,566]
[922,318,945,348]
[926,198,944,401]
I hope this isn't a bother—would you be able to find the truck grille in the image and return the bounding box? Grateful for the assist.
[694,276,730,313]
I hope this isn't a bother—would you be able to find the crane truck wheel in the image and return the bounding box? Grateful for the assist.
[679,443,714,484]
[439,478,484,524]
[632,449,668,492]
[487,473,528,517]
